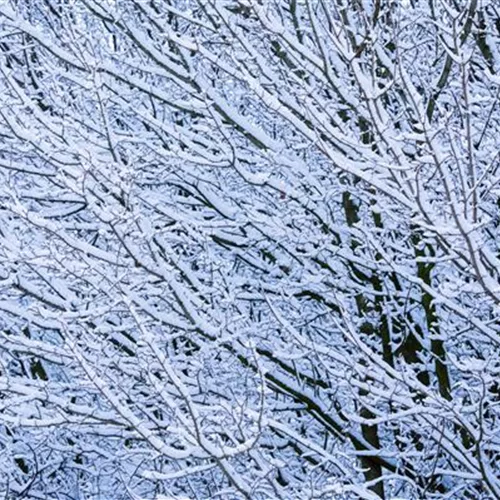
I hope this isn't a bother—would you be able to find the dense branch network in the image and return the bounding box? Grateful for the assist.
[0,1,499,498]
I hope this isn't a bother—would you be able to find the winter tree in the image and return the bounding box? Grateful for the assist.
[0,0,499,498]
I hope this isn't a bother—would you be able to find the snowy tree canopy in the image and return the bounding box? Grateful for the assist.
[0,0,499,498]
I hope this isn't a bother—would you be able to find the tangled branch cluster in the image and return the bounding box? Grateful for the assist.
[0,1,499,498]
